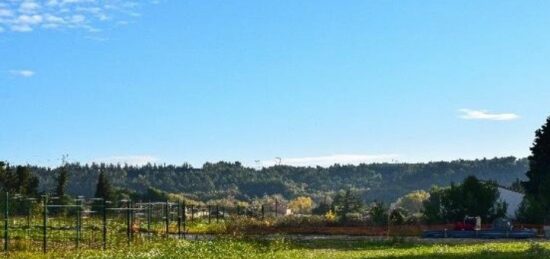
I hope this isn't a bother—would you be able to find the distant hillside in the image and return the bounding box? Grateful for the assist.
[27,156,527,203]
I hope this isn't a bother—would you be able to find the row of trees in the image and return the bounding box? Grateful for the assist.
[2,116,548,224]
[0,161,115,214]
[0,163,39,196]
[21,156,528,204]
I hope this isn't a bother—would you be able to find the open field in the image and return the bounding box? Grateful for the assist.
[3,213,549,258]
[5,238,550,259]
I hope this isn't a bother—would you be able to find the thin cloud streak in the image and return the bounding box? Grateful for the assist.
[459,109,519,121]
[9,69,35,77]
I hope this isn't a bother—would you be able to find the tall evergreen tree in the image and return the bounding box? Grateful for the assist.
[55,166,69,197]
[333,189,363,222]
[1,163,17,193]
[520,116,550,223]
[0,162,7,192]
[15,166,38,196]
[95,171,114,201]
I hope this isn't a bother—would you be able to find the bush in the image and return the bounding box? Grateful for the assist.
[225,216,271,234]
[275,215,327,228]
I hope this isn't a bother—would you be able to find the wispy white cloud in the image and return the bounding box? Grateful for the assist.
[0,0,159,33]
[458,109,520,121]
[93,155,158,166]
[9,69,35,77]
[259,154,399,167]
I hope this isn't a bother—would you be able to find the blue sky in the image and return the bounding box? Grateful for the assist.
[1,0,549,167]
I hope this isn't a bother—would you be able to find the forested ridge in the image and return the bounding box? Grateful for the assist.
[18,156,526,203]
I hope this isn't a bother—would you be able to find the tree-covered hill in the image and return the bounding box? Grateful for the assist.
[21,156,527,203]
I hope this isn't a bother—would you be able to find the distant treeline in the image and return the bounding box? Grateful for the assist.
[23,156,527,203]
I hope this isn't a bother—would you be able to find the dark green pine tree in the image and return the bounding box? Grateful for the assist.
[51,165,71,215]
[55,166,69,198]
[333,189,363,222]
[15,166,38,196]
[520,116,550,223]
[0,162,10,192]
[95,171,114,201]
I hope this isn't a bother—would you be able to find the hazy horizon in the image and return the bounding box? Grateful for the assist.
[4,155,527,169]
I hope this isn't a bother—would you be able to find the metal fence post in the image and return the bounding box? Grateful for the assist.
[129,201,134,240]
[4,192,8,253]
[190,205,194,222]
[164,201,169,237]
[42,195,48,254]
[147,202,151,240]
[102,199,107,250]
[76,199,81,249]
[177,202,182,238]
[126,200,131,245]
[261,205,264,220]
[216,205,219,223]
[27,199,32,239]
[182,202,186,239]
[207,205,211,224]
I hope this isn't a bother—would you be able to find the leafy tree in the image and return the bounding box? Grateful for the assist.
[422,186,446,224]
[324,209,336,222]
[312,198,332,215]
[520,116,550,223]
[517,196,545,224]
[509,178,524,193]
[395,190,430,215]
[95,171,114,201]
[423,176,507,223]
[389,207,408,225]
[369,201,388,226]
[288,196,313,214]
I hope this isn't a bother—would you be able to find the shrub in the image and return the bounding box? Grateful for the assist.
[275,215,327,228]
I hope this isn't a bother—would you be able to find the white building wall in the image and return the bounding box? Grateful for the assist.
[498,187,524,219]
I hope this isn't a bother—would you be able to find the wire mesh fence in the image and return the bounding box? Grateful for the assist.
[0,192,293,253]
[2,192,546,254]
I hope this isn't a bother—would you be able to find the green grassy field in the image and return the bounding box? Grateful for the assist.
[3,215,550,258]
[5,238,550,259]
